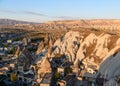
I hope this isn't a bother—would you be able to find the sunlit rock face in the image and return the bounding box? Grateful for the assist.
[37,57,52,74]
[52,31,112,67]
[36,57,52,83]
[36,41,44,54]
[75,33,111,70]
[51,31,120,76]
[53,31,80,62]
[35,30,120,82]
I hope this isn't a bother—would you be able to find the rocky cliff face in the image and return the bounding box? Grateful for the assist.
[35,30,120,84]
[52,31,112,66]
[61,31,120,80]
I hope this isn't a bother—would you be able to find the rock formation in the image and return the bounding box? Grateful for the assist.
[14,46,21,58]
[36,57,52,83]
[36,41,44,54]
[17,47,33,70]
[35,30,120,85]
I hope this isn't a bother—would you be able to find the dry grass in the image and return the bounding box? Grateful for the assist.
[86,42,97,58]
[107,36,119,51]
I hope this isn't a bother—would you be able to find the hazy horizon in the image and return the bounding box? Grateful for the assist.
[0,0,120,22]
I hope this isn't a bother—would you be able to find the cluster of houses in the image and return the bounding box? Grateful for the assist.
[0,32,23,56]
[17,65,37,86]
[35,53,100,86]
[49,54,76,86]
[0,34,40,56]
[0,34,42,86]
[0,62,38,86]
[44,53,111,86]
[0,39,23,56]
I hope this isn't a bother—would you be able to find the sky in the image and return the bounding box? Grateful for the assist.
[0,0,120,22]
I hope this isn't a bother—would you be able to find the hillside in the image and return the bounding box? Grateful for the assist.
[35,30,120,85]
[0,19,38,26]
[46,19,120,31]
[1,19,120,31]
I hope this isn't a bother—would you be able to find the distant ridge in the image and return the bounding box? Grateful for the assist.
[1,18,120,26]
[0,19,40,26]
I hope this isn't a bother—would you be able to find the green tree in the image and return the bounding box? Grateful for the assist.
[54,72,61,79]
[67,67,72,73]
[8,46,15,55]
